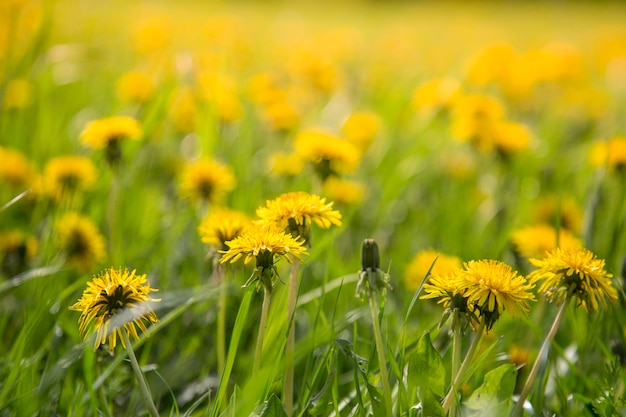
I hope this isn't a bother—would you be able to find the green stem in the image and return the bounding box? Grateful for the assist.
[121,330,160,417]
[253,285,272,374]
[107,171,119,265]
[511,296,572,417]
[449,310,462,417]
[442,320,486,414]
[369,294,393,417]
[284,260,300,417]
[215,262,226,383]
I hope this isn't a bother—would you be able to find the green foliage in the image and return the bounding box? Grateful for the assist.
[464,364,517,416]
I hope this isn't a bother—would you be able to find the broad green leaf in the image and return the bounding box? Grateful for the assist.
[465,364,517,415]
[408,332,445,396]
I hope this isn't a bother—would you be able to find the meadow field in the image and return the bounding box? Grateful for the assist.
[1,1,626,416]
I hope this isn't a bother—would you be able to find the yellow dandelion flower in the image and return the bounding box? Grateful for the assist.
[168,87,197,133]
[266,151,305,177]
[532,195,583,234]
[421,271,465,311]
[43,156,97,201]
[341,111,381,153]
[511,224,583,260]
[322,176,365,205]
[411,77,462,112]
[466,42,517,86]
[451,94,505,150]
[69,267,159,351]
[590,136,626,171]
[256,191,342,243]
[528,247,617,311]
[294,128,361,178]
[0,230,38,276]
[0,146,38,190]
[508,344,531,369]
[491,121,532,155]
[198,206,251,251]
[179,158,236,204]
[116,71,154,103]
[80,116,142,150]
[56,212,106,272]
[260,98,301,132]
[405,249,463,292]
[219,223,308,289]
[458,260,535,329]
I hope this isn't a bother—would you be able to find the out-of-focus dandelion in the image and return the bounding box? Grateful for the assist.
[2,78,33,110]
[198,207,251,253]
[341,110,381,153]
[179,158,236,206]
[590,136,626,172]
[80,116,142,165]
[451,93,505,151]
[266,151,305,177]
[294,128,361,181]
[0,230,38,276]
[491,121,532,155]
[43,156,97,202]
[168,87,197,133]
[411,77,462,113]
[116,70,155,103]
[532,195,583,234]
[322,176,365,205]
[56,212,106,272]
[405,249,462,292]
[511,224,583,260]
[0,147,39,191]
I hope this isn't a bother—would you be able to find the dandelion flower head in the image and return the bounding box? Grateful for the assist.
[528,247,617,311]
[511,224,583,260]
[80,116,142,150]
[116,70,155,103]
[294,128,361,178]
[406,249,463,292]
[56,212,106,272]
[70,267,159,351]
[322,176,365,205]
[198,206,252,251]
[44,156,97,201]
[458,260,535,330]
[179,158,236,204]
[590,136,626,171]
[411,77,462,112]
[0,146,38,189]
[341,111,381,153]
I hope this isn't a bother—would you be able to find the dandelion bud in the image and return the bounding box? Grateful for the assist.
[356,238,391,299]
[361,238,380,271]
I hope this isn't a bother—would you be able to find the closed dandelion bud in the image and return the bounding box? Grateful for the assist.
[356,238,391,299]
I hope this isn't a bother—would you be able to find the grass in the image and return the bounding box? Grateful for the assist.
[1,1,626,416]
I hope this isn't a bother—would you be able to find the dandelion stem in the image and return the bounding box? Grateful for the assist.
[449,310,462,417]
[442,320,486,414]
[284,259,300,417]
[107,171,119,264]
[254,285,272,374]
[215,262,226,382]
[511,295,572,417]
[121,330,160,417]
[369,294,393,417]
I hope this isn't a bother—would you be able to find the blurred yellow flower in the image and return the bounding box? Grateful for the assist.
[405,249,463,292]
[43,156,97,201]
[451,93,505,150]
[179,158,236,204]
[411,77,462,112]
[294,128,361,178]
[466,42,517,86]
[116,71,154,103]
[2,78,33,109]
[70,267,159,351]
[260,99,301,132]
[528,247,617,311]
[508,344,531,368]
[56,212,106,272]
[168,87,197,133]
[532,195,583,234]
[133,16,171,55]
[266,151,305,176]
[341,111,381,153]
[0,230,38,276]
[491,121,532,155]
[198,206,251,251]
[457,260,535,330]
[510,224,583,260]
[322,176,365,205]
[590,136,626,171]
[0,146,38,190]
[80,116,142,150]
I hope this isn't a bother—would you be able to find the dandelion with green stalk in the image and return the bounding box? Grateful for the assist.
[356,239,393,417]
[69,267,161,417]
[219,222,308,375]
[256,191,341,416]
[198,206,251,381]
[422,259,534,414]
[511,247,617,417]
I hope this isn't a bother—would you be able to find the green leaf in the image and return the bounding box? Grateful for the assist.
[418,387,445,417]
[408,332,445,396]
[465,364,517,415]
[251,394,287,417]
